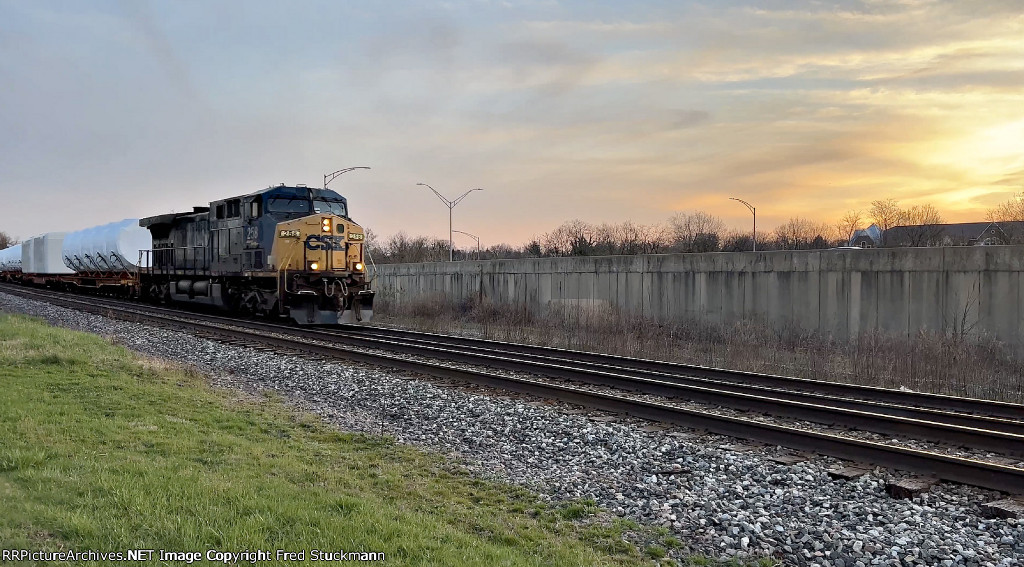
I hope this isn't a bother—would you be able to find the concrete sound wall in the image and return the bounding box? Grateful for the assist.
[371,246,1024,347]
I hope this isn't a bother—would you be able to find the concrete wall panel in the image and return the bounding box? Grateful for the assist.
[374,246,1024,350]
[982,271,1017,344]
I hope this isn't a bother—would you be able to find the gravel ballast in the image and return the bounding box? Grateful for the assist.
[1,292,1021,566]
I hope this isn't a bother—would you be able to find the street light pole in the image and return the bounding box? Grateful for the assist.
[324,166,371,189]
[452,230,481,260]
[729,197,756,252]
[417,183,483,262]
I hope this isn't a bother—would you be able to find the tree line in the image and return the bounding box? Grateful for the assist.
[4,192,1023,261]
[365,192,1024,263]
[366,212,837,264]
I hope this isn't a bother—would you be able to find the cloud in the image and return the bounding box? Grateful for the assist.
[114,0,199,102]
[490,38,602,95]
[669,110,710,130]
[2,0,1023,244]
[522,19,673,34]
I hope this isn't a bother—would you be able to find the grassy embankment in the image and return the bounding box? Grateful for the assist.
[376,295,1024,404]
[0,313,670,566]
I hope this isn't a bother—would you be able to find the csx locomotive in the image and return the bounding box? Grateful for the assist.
[139,184,374,324]
[0,184,375,325]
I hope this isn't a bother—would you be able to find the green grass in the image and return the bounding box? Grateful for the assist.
[0,314,652,566]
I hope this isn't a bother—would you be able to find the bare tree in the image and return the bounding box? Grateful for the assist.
[589,221,669,255]
[834,210,863,245]
[363,227,384,263]
[541,219,595,256]
[773,217,832,250]
[617,222,642,255]
[721,229,755,252]
[0,231,17,250]
[591,223,618,255]
[637,222,670,254]
[987,192,1024,243]
[484,243,525,259]
[987,192,1024,222]
[668,211,725,252]
[900,204,945,246]
[377,232,451,263]
[869,198,905,232]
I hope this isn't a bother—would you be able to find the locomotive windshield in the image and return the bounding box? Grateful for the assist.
[266,197,311,214]
[264,187,348,217]
[312,198,347,216]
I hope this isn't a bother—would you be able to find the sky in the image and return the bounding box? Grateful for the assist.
[1,0,1022,248]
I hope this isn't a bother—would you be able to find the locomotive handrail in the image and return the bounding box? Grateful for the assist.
[144,245,210,275]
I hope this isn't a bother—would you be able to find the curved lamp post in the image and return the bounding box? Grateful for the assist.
[452,229,481,260]
[417,183,483,262]
[324,166,371,189]
[729,197,756,252]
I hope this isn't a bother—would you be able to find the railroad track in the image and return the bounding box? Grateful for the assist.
[341,325,1024,420]
[3,283,1024,495]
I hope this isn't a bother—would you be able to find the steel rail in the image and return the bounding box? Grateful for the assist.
[342,325,1024,420]
[290,330,1024,457]
[3,285,1022,495]
[319,327,1024,437]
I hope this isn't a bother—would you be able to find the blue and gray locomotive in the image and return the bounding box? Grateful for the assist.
[139,184,374,324]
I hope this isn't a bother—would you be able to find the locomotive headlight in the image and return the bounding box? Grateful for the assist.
[354,262,364,272]
[321,218,332,233]
[309,262,320,271]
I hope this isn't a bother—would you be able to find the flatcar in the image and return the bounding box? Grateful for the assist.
[139,184,374,324]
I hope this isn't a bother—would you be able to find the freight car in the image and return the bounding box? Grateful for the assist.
[138,184,374,324]
[0,244,21,282]
[21,233,74,284]
[7,222,149,295]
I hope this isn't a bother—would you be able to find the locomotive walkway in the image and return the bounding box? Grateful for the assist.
[2,283,1023,496]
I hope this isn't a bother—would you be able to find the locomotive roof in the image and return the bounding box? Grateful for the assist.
[139,209,207,228]
[213,185,348,207]
[139,185,346,228]
[247,185,348,202]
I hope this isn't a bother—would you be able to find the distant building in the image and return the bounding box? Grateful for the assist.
[849,221,1024,248]
[850,224,882,247]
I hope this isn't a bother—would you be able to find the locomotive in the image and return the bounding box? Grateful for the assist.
[140,184,374,324]
[0,183,375,325]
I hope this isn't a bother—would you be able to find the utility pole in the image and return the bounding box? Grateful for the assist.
[453,230,481,260]
[417,183,483,261]
[324,166,370,189]
[729,197,756,252]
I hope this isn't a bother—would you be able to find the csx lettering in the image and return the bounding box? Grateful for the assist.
[304,235,344,250]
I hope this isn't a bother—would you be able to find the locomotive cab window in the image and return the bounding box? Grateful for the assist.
[228,200,241,218]
[267,197,311,214]
[312,198,347,217]
[248,200,261,218]
[215,204,226,219]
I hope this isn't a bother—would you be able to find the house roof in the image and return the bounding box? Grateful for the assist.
[884,221,1024,243]
[848,221,1024,246]
[850,224,882,244]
